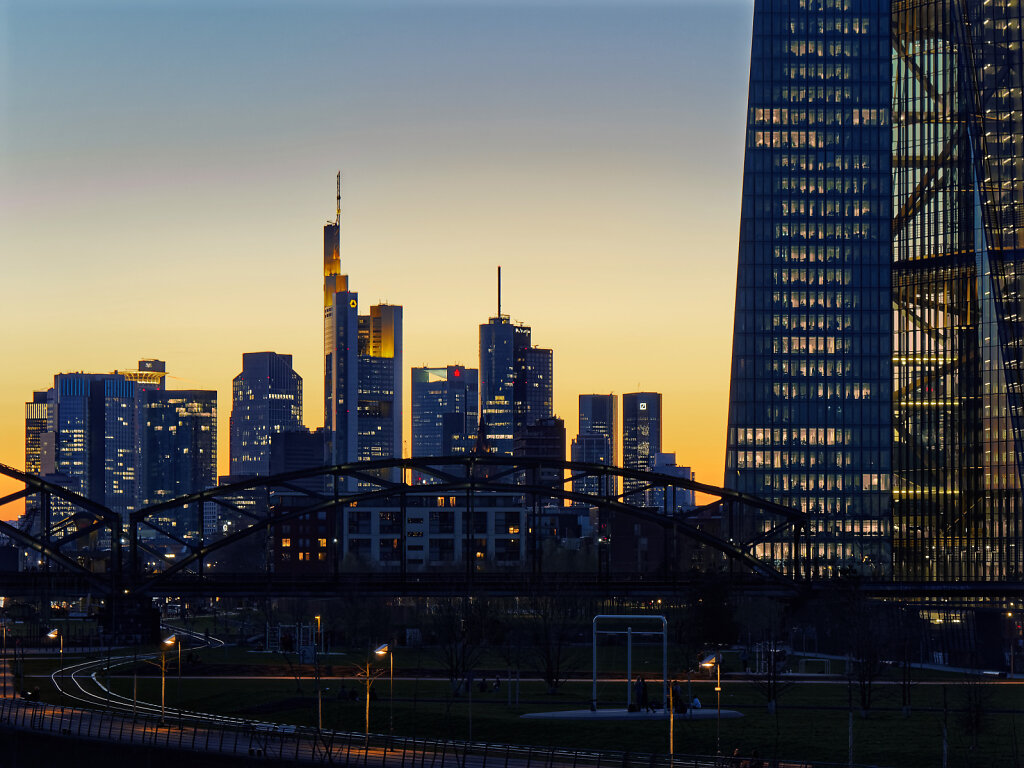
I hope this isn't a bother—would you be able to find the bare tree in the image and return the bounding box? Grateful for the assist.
[430,598,488,693]
[525,595,583,694]
[830,576,893,717]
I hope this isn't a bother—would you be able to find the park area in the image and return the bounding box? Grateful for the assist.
[18,638,1024,768]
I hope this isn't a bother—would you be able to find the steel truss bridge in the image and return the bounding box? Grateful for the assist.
[0,457,811,599]
[1,457,1021,604]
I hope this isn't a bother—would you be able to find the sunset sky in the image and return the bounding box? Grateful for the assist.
[0,0,753,519]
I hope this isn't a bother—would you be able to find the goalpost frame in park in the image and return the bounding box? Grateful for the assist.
[591,614,667,713]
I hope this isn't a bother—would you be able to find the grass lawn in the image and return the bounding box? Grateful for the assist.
[21,640,1024,768]
[97,673,1024,768]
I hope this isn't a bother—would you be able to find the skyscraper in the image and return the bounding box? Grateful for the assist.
[622,392,662,505]
[725,0,1024,581]
[578,394,617,466]
[411,365,479,461]
[24,391,49,475]
[323,176,403,471]
[516,345,553,433]
[890,0,1024,581]
[479,315,518,456]
[357,304,403,463]
[230,351,303,477]
[478,277,553,456]
[139,389,218,523]
[571,394,617,501]
[31,362,215,525]
[514,416,566,489]
[39,372,138,518]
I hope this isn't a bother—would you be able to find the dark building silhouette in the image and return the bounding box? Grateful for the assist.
[514,416,566,489]
[230,352,303,477]
[269,427,326,496]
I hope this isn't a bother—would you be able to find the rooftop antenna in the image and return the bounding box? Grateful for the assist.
[335,171,341,226]
[497,265,502,317]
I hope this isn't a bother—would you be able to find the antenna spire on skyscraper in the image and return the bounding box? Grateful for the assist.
[497,265,502,317]
[336,171,341,226]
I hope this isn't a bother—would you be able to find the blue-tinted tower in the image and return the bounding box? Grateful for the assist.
[230,352,303,477]
[411,365,479,461]
[725,0,893,577]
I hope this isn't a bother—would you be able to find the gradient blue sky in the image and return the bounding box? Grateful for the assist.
[0,0,754,516]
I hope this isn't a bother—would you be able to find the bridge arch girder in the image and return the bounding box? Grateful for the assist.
[129,456,807,594]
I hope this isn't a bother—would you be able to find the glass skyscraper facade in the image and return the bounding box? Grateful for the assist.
[571,394,618,502]
[726,0,894,577]
[891,0,1024,581]
[728,0,1024,581]
[411,365,479,461]
[24,391,49,475]
[479,316,518,455]
[623,392,662,506]
[230,351,303,477]
[479,316,553,456]
[139,389,218,536]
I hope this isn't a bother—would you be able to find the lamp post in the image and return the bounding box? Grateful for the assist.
[375,643,393,742]
[161,634,176,725]
[46,629,63,703]
[700,653,721,755]
[175,634,182,728]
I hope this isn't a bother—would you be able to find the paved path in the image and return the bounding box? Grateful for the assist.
[521,708,743,721]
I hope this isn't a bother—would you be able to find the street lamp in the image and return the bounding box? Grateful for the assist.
[700,653,721,755]
[161,634,177,725]
[46,629,63,702]
[2,617,7,698]
[375,643,393,742]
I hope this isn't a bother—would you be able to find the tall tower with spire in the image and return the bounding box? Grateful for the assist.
[323,174,403,474]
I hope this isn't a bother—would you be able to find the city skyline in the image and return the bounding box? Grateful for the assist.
[0,0,755,519]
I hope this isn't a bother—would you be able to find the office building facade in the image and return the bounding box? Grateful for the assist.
[29,363,215,529]
[479,315,518,455]
[571,394,617,502]
[139,389,217,507]
[230,352,303,477]
[24,391,49,475]
[479,314,553,456]
[139,388,217,537]
[411,365,479,461]
[891,0,1024,581]
[357,304,403,463]
[726,0,1024,580]
[578,394,617,466]
[622,392,662,505]
[40,372,138,518]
